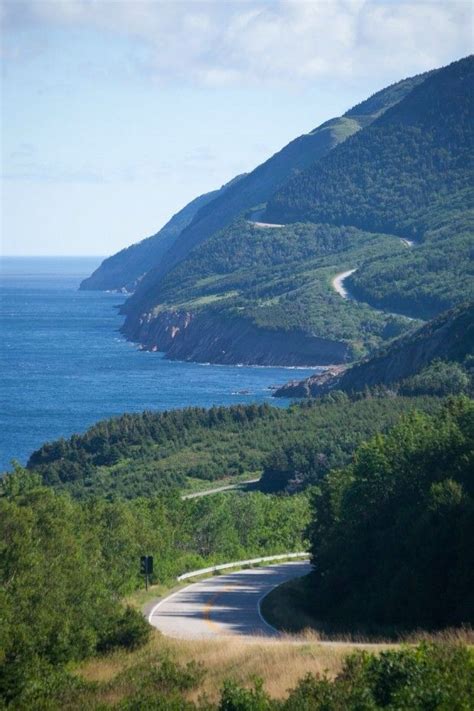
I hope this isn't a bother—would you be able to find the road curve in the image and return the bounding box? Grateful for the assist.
[332,239,415,301]
[332,269,357,299]
[149,561,312,639]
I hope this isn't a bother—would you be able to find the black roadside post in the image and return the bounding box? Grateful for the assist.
[140,555,154,591]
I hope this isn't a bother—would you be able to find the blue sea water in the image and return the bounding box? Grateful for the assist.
[0,257,318,471]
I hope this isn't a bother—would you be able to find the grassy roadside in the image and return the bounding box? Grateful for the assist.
[75,565,378,706]
[70,568,473,708]
[261,573,474,645]
[71,562,473,708]
[74,627,381,706]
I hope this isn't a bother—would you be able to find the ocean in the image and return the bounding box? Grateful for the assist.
[0,257,318,471]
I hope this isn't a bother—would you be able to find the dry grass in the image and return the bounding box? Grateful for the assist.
[76,628,393,705]
[403,626,474,645]
[76,578,474,706]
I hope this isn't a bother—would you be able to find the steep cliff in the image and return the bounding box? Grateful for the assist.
[124,307,352,366]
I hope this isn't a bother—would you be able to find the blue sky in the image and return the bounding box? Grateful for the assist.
[1,0,472,256]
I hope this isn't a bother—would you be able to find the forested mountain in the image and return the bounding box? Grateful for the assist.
[275,301,474,398]
[113,57,472,365]
[120,71,428,322]
[267,55,474,318]
[79,176,245,292]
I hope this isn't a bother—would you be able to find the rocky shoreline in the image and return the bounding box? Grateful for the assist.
[272,365,348,397]
[121,308,353,368]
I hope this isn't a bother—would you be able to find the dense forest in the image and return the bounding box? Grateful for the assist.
[117,70,426,311]
[25,394,444,499]
[123,218,416,358]
[267,56,473,318]
[306,397,474,631]
[0,471,308,704]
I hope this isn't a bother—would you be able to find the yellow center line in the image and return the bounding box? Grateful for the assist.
[203,584,236,632]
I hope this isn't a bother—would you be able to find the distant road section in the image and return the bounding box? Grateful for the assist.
[332,238,415,301]
[248,220,284,228]
[149,561,311,639]
[181,478,260,500]
[332,269,357,299]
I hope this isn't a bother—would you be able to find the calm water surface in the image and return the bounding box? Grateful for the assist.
[0,257,318,470]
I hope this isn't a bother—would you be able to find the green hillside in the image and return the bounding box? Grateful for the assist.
[26,394,443,500]
[122,218,417,362]
[274,301,474,398]
[122,72,427,319]
[267,56,474,318]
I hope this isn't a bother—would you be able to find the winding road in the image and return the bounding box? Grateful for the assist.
[332,269,357,299]
[331,238,418,320]
[148,561,311,639]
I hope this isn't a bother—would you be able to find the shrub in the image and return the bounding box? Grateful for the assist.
[218,678,274,711]
[97,606,151,652]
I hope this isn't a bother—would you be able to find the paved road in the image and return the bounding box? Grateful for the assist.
[149,561,312,639]
[332,259,418,322]
[181,478,260,500]
[249,220,284,228]
[332,239,415,301]
[332,268,357,299]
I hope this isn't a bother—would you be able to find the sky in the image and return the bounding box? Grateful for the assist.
[1,0,472,257]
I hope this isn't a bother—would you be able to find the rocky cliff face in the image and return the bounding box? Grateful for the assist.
[274,302,474,396]
[122,309,352,366]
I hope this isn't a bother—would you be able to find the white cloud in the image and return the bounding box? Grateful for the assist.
[2,0,472,86]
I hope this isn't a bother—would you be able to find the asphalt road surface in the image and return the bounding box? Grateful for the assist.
[149,561,312,639]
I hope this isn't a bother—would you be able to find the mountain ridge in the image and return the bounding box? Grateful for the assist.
[120,70,429,318]
[79,174,246,292]
[81,58,472,368]
[274,302,474,397]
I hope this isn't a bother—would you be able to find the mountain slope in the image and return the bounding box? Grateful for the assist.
[79,176,245,292]
[121,218,417,365]
[267,55,474,318]
[274,302,474,397]
[267,56,472,236]
[121,71,428,318]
